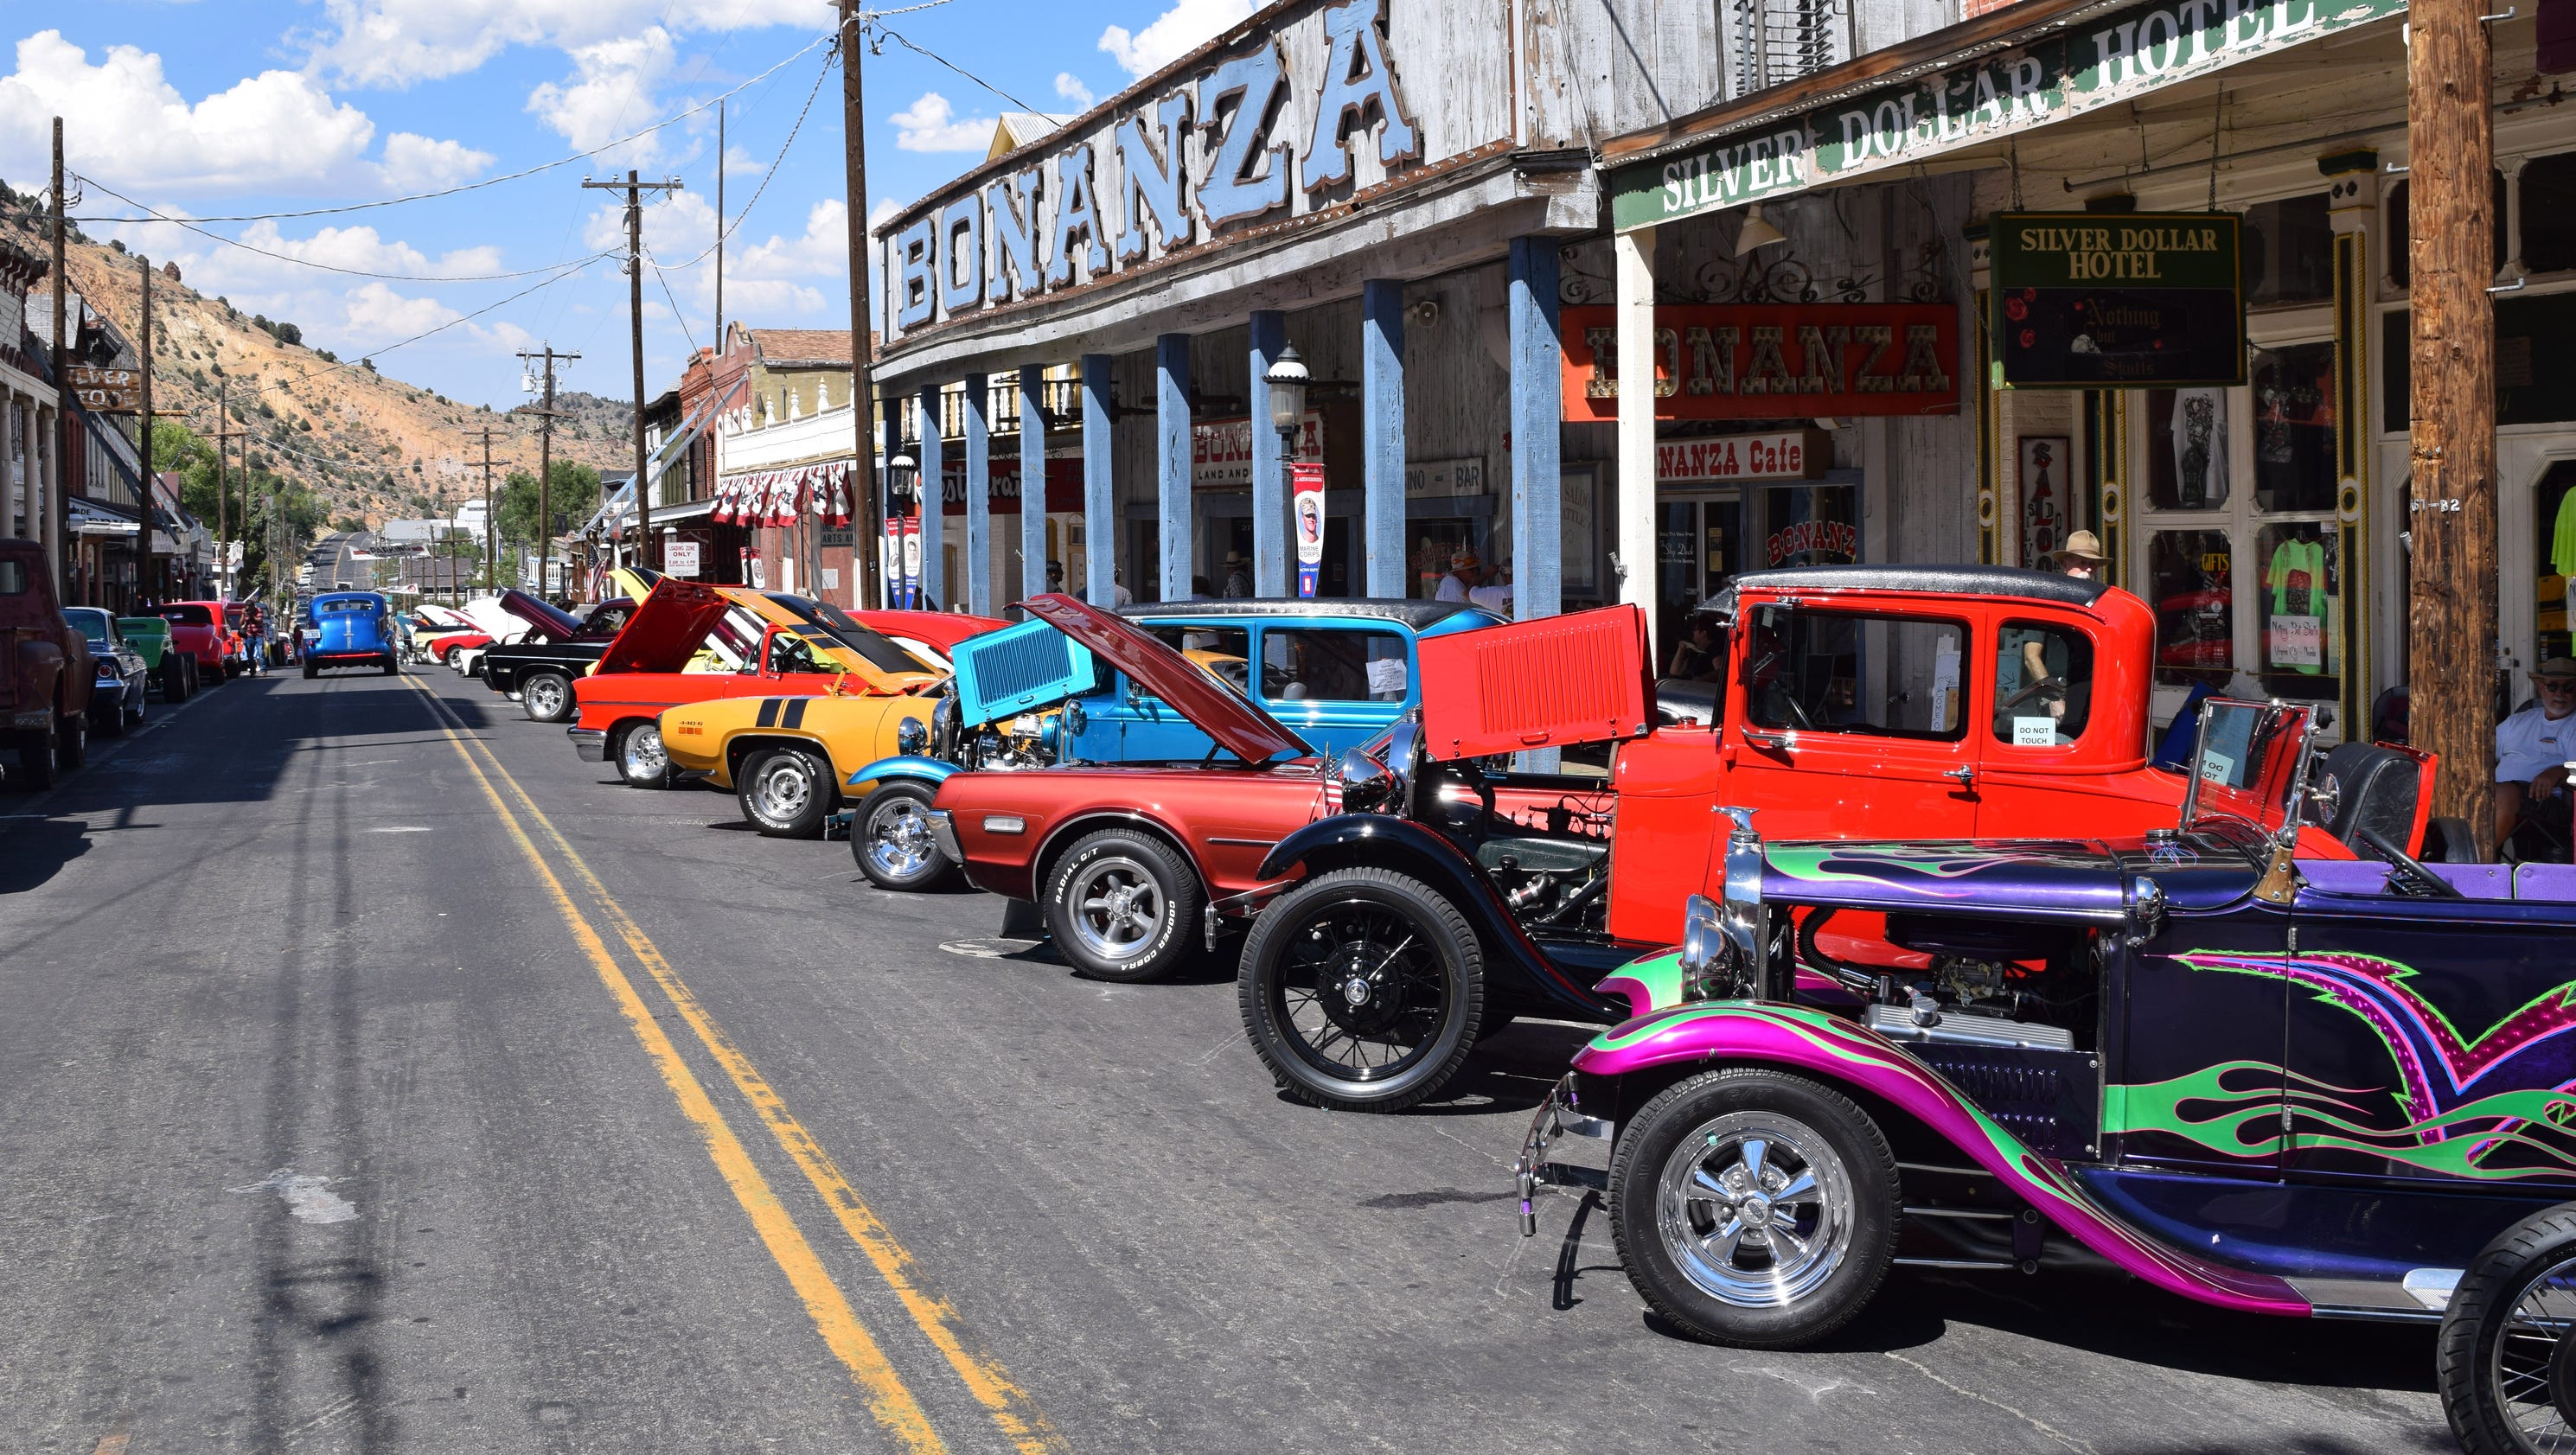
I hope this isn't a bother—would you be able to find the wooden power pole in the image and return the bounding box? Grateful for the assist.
[476,425,511,592]
[2407,0,2500,856]
[137,252,155,607]
[48,116,70,600]
[837,1,883,609]
[517,345,577,601]
[583,170,681,573]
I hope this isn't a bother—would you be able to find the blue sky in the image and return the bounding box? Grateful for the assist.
[0,0,1259,408]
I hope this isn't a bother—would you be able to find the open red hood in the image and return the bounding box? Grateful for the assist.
[1416,604,1652,761]
[1018,593,1312,764]
[596,579,732,674]
[496,588,584,643]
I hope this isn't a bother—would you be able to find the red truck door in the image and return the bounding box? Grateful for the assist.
[1717,596,1981,841]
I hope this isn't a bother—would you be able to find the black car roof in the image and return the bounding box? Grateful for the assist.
[1702,565,2109,613]
[1113,597,1480,628]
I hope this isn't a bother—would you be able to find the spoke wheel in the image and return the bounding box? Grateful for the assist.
[2443,1205,2576,1454]
[1237,868,1483,1113]
[854,782,956,891]
[1043,828,1201,983]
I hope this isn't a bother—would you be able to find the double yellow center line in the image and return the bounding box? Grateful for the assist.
[406,676,1061,1455]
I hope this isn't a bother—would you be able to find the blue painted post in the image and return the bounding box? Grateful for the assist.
[878,392,898,608]
[1361,278,1405,597]
[917,384,944,610]
[1248,310,1286,597]
[1156,333,1191,603]
[1020,367,1048,600]
[1082,353,1114,606]
[963,371,991,616]
[1510,237,1564,772]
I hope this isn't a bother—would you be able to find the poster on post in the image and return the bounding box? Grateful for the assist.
[1292,463,1325,599]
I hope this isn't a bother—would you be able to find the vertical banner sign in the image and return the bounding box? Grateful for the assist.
[901,515,923,607]
[883,515,905,608]
[1291,462,1326,599]
[1989,213,2246,387]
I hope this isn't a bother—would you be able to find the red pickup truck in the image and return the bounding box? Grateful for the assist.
[1,539,93,788]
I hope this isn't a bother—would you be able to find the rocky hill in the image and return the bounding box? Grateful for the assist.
[0,195,629,527]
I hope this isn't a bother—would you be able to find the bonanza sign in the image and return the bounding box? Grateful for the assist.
[1990,212,2246,386]
[1608,0,2407,230]
[1560,304,1958,421]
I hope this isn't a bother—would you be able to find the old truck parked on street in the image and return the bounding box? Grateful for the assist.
[0,539,93,789]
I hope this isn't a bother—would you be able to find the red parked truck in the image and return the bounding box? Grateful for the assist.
[1,539,94,788]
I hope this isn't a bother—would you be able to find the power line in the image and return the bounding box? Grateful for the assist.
[661,44,836,271]
[74,175,611,281]
[65,32,834,227]
[868,22,1045,116]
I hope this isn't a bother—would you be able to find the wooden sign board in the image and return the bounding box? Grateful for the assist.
[67,366,139,414]
[1989,212,2246,388]
[1561,304,1959,421]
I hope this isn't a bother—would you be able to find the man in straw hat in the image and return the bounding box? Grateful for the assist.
[2012,530,2114,733]
[1435,547,1482,603]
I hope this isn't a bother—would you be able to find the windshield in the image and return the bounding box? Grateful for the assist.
[161,604,214,627]
[64,609,113,644]
[2182,698,2313,836]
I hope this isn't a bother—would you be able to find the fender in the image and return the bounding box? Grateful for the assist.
[846,754,959,793]
[1575,1001,2311,1318]
[1260,815,1623,1021]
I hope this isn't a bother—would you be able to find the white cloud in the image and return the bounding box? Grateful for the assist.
[527,27,675,168]
[721,200,847,317]
[1054,73,1096,110]
[342,279,460,338]
[867,198,904,230]
[888,93,993,154]
[1098,0,1257,78]
[300,0,817,91]
[374,131,494,191]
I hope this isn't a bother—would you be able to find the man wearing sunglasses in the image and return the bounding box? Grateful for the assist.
[2496,656,2576,860]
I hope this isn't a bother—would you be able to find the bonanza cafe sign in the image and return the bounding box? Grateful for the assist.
[1659,429,1830,483]
[1609,0,2407,230]
[1560,303,1959,421]
[887,0,1418,331]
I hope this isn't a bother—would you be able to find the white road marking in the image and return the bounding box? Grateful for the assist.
[368,826,434,833]
[229,1169,360,1224]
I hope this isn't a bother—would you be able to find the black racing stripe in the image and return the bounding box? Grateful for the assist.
[783,698,808,729]
[756,698,780,727]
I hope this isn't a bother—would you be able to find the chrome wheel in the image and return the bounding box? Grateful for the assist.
[524,675,569,721]
[865,799,936,880]
[1063,855,1166,967]
[620,724,667,781]
[2491,1256,2576,1452]
[1657,1110,1854,1310]
[752,753,815,821]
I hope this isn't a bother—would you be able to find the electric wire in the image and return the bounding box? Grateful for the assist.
[76,174,612,281]
[660,44,836,271]
[868,23,1045,116]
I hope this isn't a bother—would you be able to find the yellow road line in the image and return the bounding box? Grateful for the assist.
[412,677,1065,1455]
[409,682,946,1453]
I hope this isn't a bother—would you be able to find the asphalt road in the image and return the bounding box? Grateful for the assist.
[0,665,2456,1454]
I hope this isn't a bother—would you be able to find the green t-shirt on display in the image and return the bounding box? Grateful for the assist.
[2267,538,2330,674]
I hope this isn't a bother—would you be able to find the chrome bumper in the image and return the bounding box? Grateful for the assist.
[1514,1073,1613,1236]
[569,726,607,763]
[924,807,963,865]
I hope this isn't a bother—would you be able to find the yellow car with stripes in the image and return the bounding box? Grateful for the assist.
[660,680,942,841]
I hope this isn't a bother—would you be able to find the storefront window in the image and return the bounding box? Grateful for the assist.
[2541,462,2576,667]
[1746,607,1964,740]
[2148,530,2234,687]
[1760,483,1860,568]
[2252,523,2340,702]
[1994,622,2095,746]
[2524,153,2576,276]
[2250,343,2337,514]
[2243,194,2335,305]
[1409,524,1474,600]
[2145,389,2231,511]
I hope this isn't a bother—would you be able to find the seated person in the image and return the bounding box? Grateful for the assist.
[2497,657,2576,863]
[1667,616,1723,682]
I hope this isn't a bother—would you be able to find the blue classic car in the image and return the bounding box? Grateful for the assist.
[64,607,149,736]
[839,598,1501,890]
[301,591,400,677]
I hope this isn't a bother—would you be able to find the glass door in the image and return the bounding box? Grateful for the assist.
[1654,494,1742,673]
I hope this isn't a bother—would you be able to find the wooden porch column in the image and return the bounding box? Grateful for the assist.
[1082,354,1115,605]
[1614,227,1656,615]
[1362,278,1405,597]
[1020,367,1048,600]
[963,371,992,616]
[1248,311,1288,597]
[1157,333,1192,602]
[1509,236,1562,623]
[917,385,945,609]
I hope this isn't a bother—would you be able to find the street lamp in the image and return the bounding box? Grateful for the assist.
[1263,343,1309,453]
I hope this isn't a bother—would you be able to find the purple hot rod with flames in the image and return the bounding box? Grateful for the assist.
[1518,699,2576,1455]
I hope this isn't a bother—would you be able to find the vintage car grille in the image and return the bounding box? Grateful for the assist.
[957,628,1083,717]
[1904,1044,2102,1163]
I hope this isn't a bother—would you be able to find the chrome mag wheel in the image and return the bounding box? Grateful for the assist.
[1657,1110,1855,1310]
[1064,854,1167,968]
[751,753,815,820]
[523,675,568,721]
[865,799,936,880]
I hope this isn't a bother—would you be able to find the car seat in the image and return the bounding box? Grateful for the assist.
[2319,741,2421,858]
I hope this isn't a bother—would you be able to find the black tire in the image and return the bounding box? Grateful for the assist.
[96,699,126,737]
[738,746,834,839]
[853,781,959,891]
[55,711,86,770]
[616,722,672,788]
[12,723,54,790]
[1237,867,1483,1111]
[1608,1068,1901,1350]
[1043,827,1203,983]
[381,654,399,676]
[2439,1202,2576,1455]
[303,660,317,680]
[126,686,145,728]
[521,673,574,724]
[162,660,189,701]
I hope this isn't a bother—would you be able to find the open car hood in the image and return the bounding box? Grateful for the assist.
[597,579,733,674]
[1417,604,1653,761]
[1760,839,2132,923]
[1015,593,1313,764]
[495,589,583,642]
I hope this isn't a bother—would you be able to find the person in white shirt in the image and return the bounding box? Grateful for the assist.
[1435,549,1480,603]
[2497,656,2576,855]
[1467,565,1513,615]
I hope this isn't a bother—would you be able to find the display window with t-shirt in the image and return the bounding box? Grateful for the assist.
[2539,461,2576,667]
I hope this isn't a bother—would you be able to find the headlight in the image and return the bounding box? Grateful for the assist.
[897,717,928,756]
[1678,894,1735,1001]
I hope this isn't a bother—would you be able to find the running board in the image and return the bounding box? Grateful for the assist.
[2289,1270,2460,1323]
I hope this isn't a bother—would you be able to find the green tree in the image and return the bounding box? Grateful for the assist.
[495,460,600,550]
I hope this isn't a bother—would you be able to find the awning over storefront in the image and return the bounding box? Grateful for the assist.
[69,495,140,536]
[1603,0,2407,231]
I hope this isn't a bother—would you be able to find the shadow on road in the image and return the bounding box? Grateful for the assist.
[0,814,89,893]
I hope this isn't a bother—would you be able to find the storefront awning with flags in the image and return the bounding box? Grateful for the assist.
[711,459,852,529]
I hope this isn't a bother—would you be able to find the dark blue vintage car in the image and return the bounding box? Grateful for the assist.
[302,591,399,678]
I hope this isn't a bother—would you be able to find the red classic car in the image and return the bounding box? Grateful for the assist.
[3,538,94,788]
[155,601,231,685]
[569,580,940,788]
[925,569,2412,1011]
[847,609,1007,673]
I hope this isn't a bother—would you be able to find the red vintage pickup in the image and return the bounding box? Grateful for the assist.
[2,539,94,788]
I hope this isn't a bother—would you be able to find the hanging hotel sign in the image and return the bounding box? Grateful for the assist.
[1989,212,2246,386]
[1559,303,1959,421]
[67,366,140,414]
[1607,0,2407,232]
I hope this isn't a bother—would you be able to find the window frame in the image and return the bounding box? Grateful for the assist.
[1743,603,1972,743]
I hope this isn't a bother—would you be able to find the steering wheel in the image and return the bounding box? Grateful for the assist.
[2000,675,2066,713]
[2357,827,2466,900]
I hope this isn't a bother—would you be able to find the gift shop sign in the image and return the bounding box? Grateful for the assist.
[1561,304,1959,421]
[1608,0,2407,231]
[1658,429,1830,482]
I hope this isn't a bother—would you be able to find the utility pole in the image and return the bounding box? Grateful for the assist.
[714,105,726,350]
[837,1,883,609]
[213,372,231,598]
[136,252,154,607]
[475,426,510,593]
[2407,0,2500,856]
[48,116,71,601]
[517,345,577,602]
[583,169,681,572]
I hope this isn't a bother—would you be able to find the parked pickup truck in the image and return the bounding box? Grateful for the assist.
[1,539,93,788]
[479,591,637,723]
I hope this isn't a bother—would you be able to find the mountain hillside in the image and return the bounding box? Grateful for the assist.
[0,192,629,528]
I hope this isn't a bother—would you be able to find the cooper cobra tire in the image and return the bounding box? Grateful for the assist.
[521,673,573,724]
[1043,827,1202,983]
[1237,867,1484,1113]
[1608,1068,1900,1350]
[738,747,834,839]
[13,723,55,790]
[615,723,672,788]
[2439,1203,2576,1454]
[853,782,958,891]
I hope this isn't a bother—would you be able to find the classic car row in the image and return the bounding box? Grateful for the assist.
[479,565,2564,1454]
